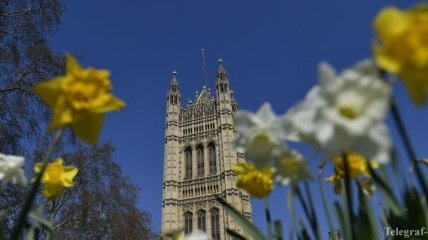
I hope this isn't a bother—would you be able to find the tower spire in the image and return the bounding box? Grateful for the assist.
[201,48,207,87]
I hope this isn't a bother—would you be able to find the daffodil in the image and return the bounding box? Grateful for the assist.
[34,158,78,200]
[166,230,212,240]
[326,152,378,194]
[373,4,428,105]
[283,60,392,163]
[34,54,125,144]
[0,153,27,186]
[273,150,312,186]
[232,103,287,169]
[233,162,273,198]
[185,230,212,240]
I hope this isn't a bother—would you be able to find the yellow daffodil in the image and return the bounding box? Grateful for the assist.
[233,162,273,198]
[34,158,78,200]
[326,152,378,194]
[373,4,428,105]
[34,54,125,144]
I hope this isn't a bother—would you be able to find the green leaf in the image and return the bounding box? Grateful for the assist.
[26,226,35,240]
[333,201,351,240]
[226,229,248,240]
[274,220,283,240]
[355,183,380,240]
[404,187,428,228]
[298,220,311,240]
[217,197,267,240]
[29,209,58,240]
[368,164,402,215]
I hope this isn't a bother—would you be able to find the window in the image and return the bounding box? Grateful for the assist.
[185,147,192,179]
[211,208,220,240]
[197,210,206,232]
[184,212,193,235]
[196,145,204,177]
[208,143,216,175]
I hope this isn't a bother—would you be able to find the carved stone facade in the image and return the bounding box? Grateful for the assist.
[161,59,253,239]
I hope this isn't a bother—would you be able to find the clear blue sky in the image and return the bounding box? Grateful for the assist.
[49,0,428,237]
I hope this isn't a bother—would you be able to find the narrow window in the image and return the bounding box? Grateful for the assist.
[197,210,206,232]
[196,145,204,177]
[211,208,220,240]
[185,147,192,179]
[184,212,193,235]
[208,143,216,175]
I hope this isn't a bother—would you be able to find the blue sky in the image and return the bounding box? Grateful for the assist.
[49,0,427,237]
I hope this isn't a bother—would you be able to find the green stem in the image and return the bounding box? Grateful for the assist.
[10,128,64,240]
[343,153,355,240]
[295,185,320,240]
[287,188,297,240]
[264,197,273,240]
[303,181,321,240]
[50,200,56,223]
[390,100,428,196]
[318,165,334,233]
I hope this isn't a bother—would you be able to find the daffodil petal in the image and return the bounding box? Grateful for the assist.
[374,6,410,42]
[43,184,64,200]
[34,77,64,107]
[402,74,426,106]
[48,107,73,131]
[96,95,126,113]
[65,54,83,74]
[373,46,401,73]
[70,113,104,145]
[61,166,78,187]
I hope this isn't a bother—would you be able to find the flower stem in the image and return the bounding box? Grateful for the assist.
[264,197,273,239]
[287,188,297,240]
[390,100,428,196]
[318,162,335,233]
[343,153,355,240]
[295,185,320,240]
[10,128,64,240]
[303,181,321,240]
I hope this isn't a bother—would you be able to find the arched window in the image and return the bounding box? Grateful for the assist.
[185,147,192,179]
[208,143,216,175]
[197,210,206,232]
[196,145,204,177]
[211,208,220,240]
[184,211,193,235]
[220,73,225,80]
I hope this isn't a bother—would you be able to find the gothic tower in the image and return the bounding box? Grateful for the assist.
[161,57,253,240]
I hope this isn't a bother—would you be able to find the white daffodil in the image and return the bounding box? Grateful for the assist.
[232,103,288,169]
[283,60,392,163]
[0,153,27,186]
[273,149,312,186]
[185,230,212,240]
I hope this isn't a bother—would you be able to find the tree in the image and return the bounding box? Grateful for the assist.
[52,141,157,240]
[0,1,157,239]
[0,0,64,154]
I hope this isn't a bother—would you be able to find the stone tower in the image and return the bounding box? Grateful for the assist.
[161,58,253,240]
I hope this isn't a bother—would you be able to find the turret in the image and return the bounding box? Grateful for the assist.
[215,58,233,102]
[167,70,181,112]
[166,70,181,127]
[162,70,182,233]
